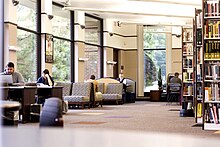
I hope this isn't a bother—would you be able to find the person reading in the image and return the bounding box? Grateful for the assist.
[170,72,182,85]
[37,69,54,86]
[4,62,25,85]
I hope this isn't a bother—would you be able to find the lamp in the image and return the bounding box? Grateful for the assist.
[106,61,117,65]
[12,0,19,6]
[78,57,89,62]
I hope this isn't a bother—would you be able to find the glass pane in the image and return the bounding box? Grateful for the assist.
[52,38,71,82]
[85,16,100,45]
[52,5,70,39]
[143,32,166,49]
[17,29,37,82]
[17,0,37,31]
[144,50,166,92]
[84,45,101,81]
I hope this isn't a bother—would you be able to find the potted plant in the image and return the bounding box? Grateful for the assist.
[158,67,162,90]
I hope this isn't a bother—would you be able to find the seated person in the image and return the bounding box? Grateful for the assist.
[87,74,98,92]
[4,62,25,85]
[37,69,54,86]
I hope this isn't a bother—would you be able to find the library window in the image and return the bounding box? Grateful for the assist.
[143,27,166,92]
[52,5,71,82]
[17,0,38,82]
[84,15,102,80]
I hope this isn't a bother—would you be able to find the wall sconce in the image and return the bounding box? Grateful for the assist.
[12,0,19,6]
[106,61,117,65]
[80,25,85,29]
[109,32,114,37]
[8,46,21,51]
[78,57,89,62]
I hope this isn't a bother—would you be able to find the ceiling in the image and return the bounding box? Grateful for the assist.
[53,0,202,26]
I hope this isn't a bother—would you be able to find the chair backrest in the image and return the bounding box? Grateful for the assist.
[168,83,181,92]
[56,82,72,97]
[106,83,123,95]
[71,82,91,97]
[39,97,63,127]
[124,78,136,93]
[97,83,104,93]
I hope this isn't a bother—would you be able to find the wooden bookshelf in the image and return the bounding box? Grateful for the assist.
[182,25,194,114]
[202,0,220,131]
[194,8,203,125]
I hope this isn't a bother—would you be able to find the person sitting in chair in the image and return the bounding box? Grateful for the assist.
[37,69,54,86]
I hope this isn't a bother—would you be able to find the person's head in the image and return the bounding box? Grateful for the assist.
[90,75,95,80]
[5,62,15,74]
[174,72,179,77]
[42,69,50,77]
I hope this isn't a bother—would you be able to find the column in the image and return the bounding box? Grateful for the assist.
[74,11,85,82]
[4,0,18,68]
[137,25,144,97]
[41,0,53,73]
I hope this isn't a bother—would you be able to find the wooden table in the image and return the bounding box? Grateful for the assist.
[1,86,63,123]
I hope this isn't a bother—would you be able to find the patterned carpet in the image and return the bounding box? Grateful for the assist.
[19,101,220,138]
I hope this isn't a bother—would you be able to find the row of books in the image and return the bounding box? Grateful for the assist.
[183,44,193,55]
[205,64,220,80]
[196,29,202,45]
[183,72,193,82]
[204,41,220,59]
[196,47,203,64]
[183,58,193,69]
[205,103,220,124]
[205,85,220,102]
[204,20,220,38]
[183,85,193,96]
[204,0,220,17]
[183,29,193,42]
[197,103,203,118]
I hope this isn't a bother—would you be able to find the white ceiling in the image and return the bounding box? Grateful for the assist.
[53,0,202,26]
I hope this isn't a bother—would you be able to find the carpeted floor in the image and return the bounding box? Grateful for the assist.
[19,101,220,138]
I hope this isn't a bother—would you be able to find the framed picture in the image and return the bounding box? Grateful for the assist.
[45,34,54,63]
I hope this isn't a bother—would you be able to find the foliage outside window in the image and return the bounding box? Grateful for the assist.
[52,6,70,40]
[17,0,36,31]
[17,1,37,82]
[17,30,37,82]
[52,5,71,82]
[52,38,71,82]
[143,26,166,92]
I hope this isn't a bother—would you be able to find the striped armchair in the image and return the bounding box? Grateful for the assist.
[102,83,123,104]
[56,82,72,113]
[64,82,92,109]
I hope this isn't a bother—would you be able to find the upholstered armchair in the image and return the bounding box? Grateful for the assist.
[64,82,92,109]
[56,82,72,113]
[93,83,104,107]
[102,83,123,104]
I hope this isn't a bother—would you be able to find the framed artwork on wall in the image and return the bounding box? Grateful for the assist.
[45,34,54,63]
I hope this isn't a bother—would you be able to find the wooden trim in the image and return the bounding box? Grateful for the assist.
[103,31,137,38]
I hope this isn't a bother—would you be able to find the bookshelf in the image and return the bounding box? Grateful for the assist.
[202,0,220,130]
[182,26,194,114]
[194,8,203,124]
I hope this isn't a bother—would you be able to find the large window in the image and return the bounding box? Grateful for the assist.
[52,5,71,82]
[17,0,38,82]
[143,26,166,92]
[17,30,37,82]
[84,15,102,80]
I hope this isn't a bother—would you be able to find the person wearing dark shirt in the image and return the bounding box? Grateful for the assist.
[37,69,54,86]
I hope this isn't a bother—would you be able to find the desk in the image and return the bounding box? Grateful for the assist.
[1,86,63,123]
[2,128,220,147]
